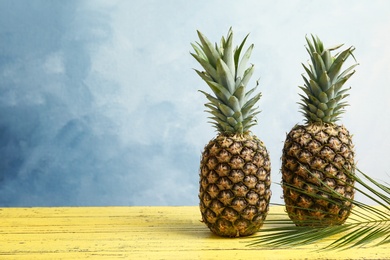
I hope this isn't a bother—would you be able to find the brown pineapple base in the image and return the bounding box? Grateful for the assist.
[282,123,355,227]
[199,133,271,237]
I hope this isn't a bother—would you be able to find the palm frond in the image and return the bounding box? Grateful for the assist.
[248,168,390,251]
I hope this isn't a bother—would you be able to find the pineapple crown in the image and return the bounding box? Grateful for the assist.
[191,28,261,135]
[299,35,358,124]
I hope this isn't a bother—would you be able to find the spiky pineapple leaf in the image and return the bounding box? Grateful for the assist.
[196,30,220,67]
[233,85,245,106]
[192,28,262,135]
[336,63,358,82]
[309,79,323,97]
[321,49,332,70]
[228,95,241,112]
[219,102,234,117]
[198,90,220,107]
[191,53,219,81]
[204,104,227,121]
[236,44,254,80]
[328,47,355,80]
[319,72,331,91]
[191,43,207,60]
[302,63,317,81]
[233,34,249,74]
[205,80,230,105]
[313,52,327,77]
[223,31,235,79]
[248,168,390,251]
[242,92,262,118]
[239,65,255,88]
[299,35,358,123]
[216,58,235,94]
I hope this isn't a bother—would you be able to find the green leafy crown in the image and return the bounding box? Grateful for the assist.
[191,28,261,135]
[299,35,358,123]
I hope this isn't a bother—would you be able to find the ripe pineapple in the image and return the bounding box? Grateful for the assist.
[191,29,271,237]
[282,35,358,226]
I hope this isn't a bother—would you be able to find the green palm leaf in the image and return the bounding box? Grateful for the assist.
[248,168,390,251]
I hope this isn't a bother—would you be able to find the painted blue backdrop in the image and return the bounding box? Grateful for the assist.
[1,0,389,206]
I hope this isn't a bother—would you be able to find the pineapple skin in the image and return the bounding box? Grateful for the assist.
[282,123,355,226]
[199,133,271,237]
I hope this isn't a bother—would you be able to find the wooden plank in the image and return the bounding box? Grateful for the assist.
[0,206,388,259]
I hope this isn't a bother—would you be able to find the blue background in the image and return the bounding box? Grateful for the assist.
[1,0,389,206]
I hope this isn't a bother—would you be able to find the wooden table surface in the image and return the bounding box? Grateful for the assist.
[0,206,388,259]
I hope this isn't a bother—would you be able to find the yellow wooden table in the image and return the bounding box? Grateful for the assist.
[0,206,388,259]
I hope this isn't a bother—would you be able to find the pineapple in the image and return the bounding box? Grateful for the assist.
[282,35,358,226]
[191,29,271,237]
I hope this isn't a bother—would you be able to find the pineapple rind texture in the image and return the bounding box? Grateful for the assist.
[193,29,271,236]
[199,133,271,237]
[282,123,355,226]
[283,35,357,227]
